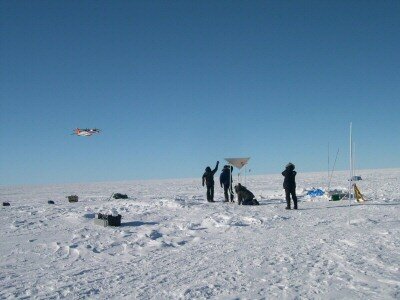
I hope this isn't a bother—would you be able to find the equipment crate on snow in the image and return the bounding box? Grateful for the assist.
[67,195,79,202]
[94,213,121,227]
[107,214,121,226]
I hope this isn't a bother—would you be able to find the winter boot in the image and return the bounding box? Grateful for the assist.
[285,197,291,210]
[293,197,298,210]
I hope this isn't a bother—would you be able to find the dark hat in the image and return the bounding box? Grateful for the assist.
[285,162,295,169]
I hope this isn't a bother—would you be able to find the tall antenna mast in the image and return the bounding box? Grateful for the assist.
[349,122,353,207]
[328,148,339,192]
[353,142,356,178]
[328,142,330,190]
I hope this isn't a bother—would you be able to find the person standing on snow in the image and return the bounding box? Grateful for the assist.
[202,161,219,202]
[282,162,298,209]
[220,165,234,202]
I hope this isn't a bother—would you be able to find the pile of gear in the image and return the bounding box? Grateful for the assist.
[113,193,128,199]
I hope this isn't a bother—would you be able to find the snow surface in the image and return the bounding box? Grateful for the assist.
[1,169,399,299]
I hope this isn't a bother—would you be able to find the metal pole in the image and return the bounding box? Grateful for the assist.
[328,148,339,192]
[349,122,353,204]
[229,164,233,200]
[348,122,352,224]
[245,165,247,186]
[328,142,330,191]
[353,142,356,177]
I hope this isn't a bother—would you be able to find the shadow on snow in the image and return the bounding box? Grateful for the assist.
[121,221,158,227]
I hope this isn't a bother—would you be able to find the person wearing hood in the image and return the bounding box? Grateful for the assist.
[282,162,298,209]
[202,161,219,202]
[234,183,259,205]
[220,165,234,202]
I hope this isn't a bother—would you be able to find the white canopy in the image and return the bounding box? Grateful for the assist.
[224,157,250,169]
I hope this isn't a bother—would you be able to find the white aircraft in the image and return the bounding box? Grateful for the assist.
[72,128,101,137]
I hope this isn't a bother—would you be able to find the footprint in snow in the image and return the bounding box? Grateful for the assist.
[148,230,162,240]
[92,247,101,253]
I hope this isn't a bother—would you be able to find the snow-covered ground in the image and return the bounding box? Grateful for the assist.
[1,169,399,299]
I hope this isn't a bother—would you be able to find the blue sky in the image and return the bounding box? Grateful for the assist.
[1,0,399,185]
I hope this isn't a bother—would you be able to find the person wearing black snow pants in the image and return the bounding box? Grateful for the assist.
[220,165,234,202]
[202,161,219,202]
[282,162,298,209]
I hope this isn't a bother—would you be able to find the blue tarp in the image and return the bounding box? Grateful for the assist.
[307,189,325,197]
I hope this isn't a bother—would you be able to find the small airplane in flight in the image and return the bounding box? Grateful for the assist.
[72,128,101,137]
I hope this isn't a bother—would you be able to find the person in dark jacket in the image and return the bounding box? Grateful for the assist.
[234,183,259,205]
[282,162,298,209]
[220,165,234,202]
[202,161,219,202]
